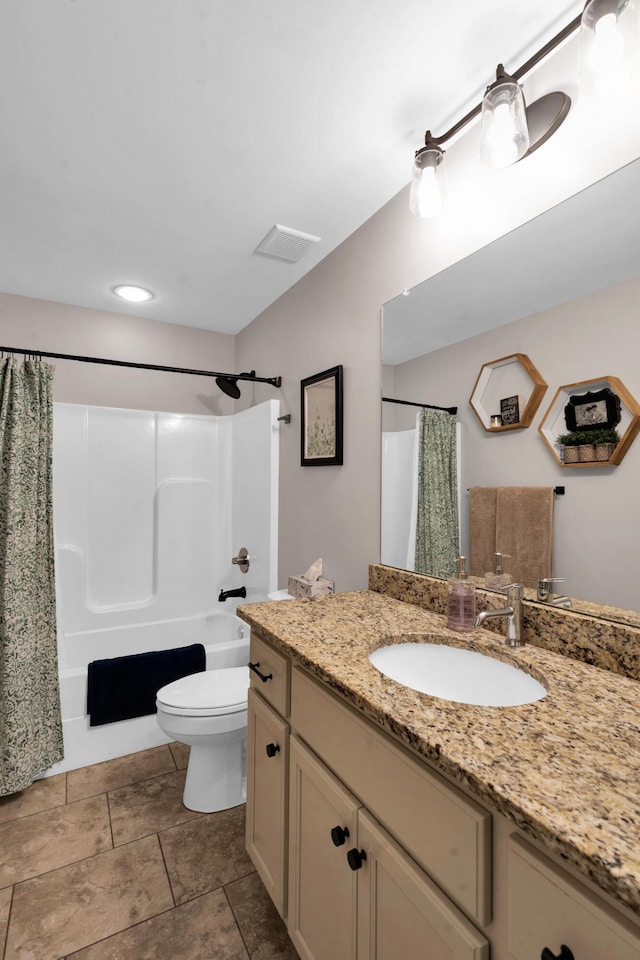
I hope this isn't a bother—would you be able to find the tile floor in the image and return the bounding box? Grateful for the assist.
[0,744,299,960]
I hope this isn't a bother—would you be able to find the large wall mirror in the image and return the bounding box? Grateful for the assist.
[382,157,640,627]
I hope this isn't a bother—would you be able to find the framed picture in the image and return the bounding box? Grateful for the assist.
[564,387,621,431]
[301,365,343,466]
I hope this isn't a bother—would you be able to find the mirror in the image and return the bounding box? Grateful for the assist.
[382,158,640,627]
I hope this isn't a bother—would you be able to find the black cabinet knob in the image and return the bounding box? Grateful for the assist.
[541,946,574,960]
[265,743,280,758]
[330,825,350,847]
[346,848,367,871]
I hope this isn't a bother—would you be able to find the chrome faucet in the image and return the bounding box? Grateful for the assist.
[537,577,572,609]
[475,583,525,647]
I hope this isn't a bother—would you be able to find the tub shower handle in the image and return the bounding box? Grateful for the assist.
[232,547,250,573]
[248,661,273,683]
[265,743,280,758]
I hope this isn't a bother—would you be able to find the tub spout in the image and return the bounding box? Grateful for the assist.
[218,586,247,602]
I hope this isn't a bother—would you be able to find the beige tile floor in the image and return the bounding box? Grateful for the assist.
[0,744,299,960]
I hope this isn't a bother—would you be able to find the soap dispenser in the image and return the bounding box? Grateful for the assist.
[447,556,476,632]
[485,552,512,591]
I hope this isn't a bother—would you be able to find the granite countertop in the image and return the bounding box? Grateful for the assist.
[238,590,640,916]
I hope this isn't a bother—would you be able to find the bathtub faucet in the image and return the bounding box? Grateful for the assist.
[218,586,247,602]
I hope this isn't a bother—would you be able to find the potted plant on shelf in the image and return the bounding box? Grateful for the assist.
[556,428,620,463]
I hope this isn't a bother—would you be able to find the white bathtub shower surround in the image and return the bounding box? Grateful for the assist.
[53,612,249,775]
[48,399,279,775]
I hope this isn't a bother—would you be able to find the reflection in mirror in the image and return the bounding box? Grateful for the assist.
[381,158,640,628]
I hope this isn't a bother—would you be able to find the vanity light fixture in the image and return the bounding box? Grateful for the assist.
[411,1,637,216]
[112,284,154,303]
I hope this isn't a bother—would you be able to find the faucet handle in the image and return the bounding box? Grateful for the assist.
[537,577,565,601]
[505,583,524,602]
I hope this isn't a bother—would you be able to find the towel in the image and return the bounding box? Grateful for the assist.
[495,486,554,590]
[87,643,206,727]
[469,487,498,578]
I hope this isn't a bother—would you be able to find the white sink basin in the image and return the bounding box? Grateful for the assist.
[369,642,546,707]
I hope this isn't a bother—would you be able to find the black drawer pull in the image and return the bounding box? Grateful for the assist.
[265,743,280,758]
[542,947,574,960]
[248,661,273,683]
[346,848,367,871]
[331,825,350,847]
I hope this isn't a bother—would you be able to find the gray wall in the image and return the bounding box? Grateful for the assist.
[0,293,236,415]
[389,275,640,610]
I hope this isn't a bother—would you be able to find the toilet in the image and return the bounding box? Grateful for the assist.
[156,666,249,813]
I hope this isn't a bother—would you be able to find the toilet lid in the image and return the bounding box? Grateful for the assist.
[156,667,249,716]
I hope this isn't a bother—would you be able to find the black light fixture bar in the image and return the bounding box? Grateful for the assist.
[0,345,282,387]
[425,12,582,147]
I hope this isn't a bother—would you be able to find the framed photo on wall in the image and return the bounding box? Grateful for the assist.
[300,365,343,466]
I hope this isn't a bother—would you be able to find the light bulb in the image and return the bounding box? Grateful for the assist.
[589,12,624,73]
[580,0,638,97]
[480,76,530,168]
[112,285,154,303]
[484,102,520,167]
[409,144,445,219]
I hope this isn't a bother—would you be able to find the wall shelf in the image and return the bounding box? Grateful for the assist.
[469,353,547,432]
[538,376,640,467]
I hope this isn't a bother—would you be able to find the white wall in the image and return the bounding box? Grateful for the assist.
[389,275,640,609]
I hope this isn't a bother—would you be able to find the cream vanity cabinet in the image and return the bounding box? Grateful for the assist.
[247,629,489,960]
[246,632,291,916]
[246,629,640,960]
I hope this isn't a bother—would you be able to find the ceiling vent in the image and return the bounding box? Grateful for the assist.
[255,224,321,263]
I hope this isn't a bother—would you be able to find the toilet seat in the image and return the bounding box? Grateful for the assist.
[156,666,249,717]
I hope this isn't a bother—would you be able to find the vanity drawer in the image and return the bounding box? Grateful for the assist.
[290,666,491,927]
[249,631,290,717]
[508,836,640,960]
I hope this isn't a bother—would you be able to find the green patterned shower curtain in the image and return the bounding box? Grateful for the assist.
[414,408,459,579]
[0,358,63,796]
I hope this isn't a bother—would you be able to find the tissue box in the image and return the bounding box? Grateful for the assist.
[288,575,335,598]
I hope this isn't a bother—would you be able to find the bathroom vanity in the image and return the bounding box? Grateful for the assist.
[238,568,640,960]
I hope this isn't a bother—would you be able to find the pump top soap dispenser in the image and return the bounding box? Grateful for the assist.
[447,556,476,632]
[485,552,511,591]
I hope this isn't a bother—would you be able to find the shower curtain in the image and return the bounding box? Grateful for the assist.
[414,408,459,579]
[0,358,63,796]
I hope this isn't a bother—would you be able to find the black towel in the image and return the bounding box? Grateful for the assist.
[87,643,206,726]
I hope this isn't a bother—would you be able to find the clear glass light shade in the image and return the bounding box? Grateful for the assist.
[480,80,530,167]
[580,0,638,96]
[409,148,445,218]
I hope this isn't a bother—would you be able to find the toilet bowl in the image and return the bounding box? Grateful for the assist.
[156,666,249,813]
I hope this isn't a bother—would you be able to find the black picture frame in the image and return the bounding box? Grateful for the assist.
[300,365,343,466]
[564,387,621,431]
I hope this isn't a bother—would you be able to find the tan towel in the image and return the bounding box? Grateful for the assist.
[469,487,497,578]
[495,486,554,590]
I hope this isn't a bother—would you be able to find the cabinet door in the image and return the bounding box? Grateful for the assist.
[508,836,640,960]
[356,809,489,960]
[288,736,361,960]
[245,689,289,917]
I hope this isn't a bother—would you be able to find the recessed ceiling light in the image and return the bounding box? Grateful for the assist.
[112,284,154,303]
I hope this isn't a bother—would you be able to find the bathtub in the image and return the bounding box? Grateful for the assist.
[44,611,250,777]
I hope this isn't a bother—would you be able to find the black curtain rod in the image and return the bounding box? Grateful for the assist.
[382,396,457,415]
[0,345,282,387]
